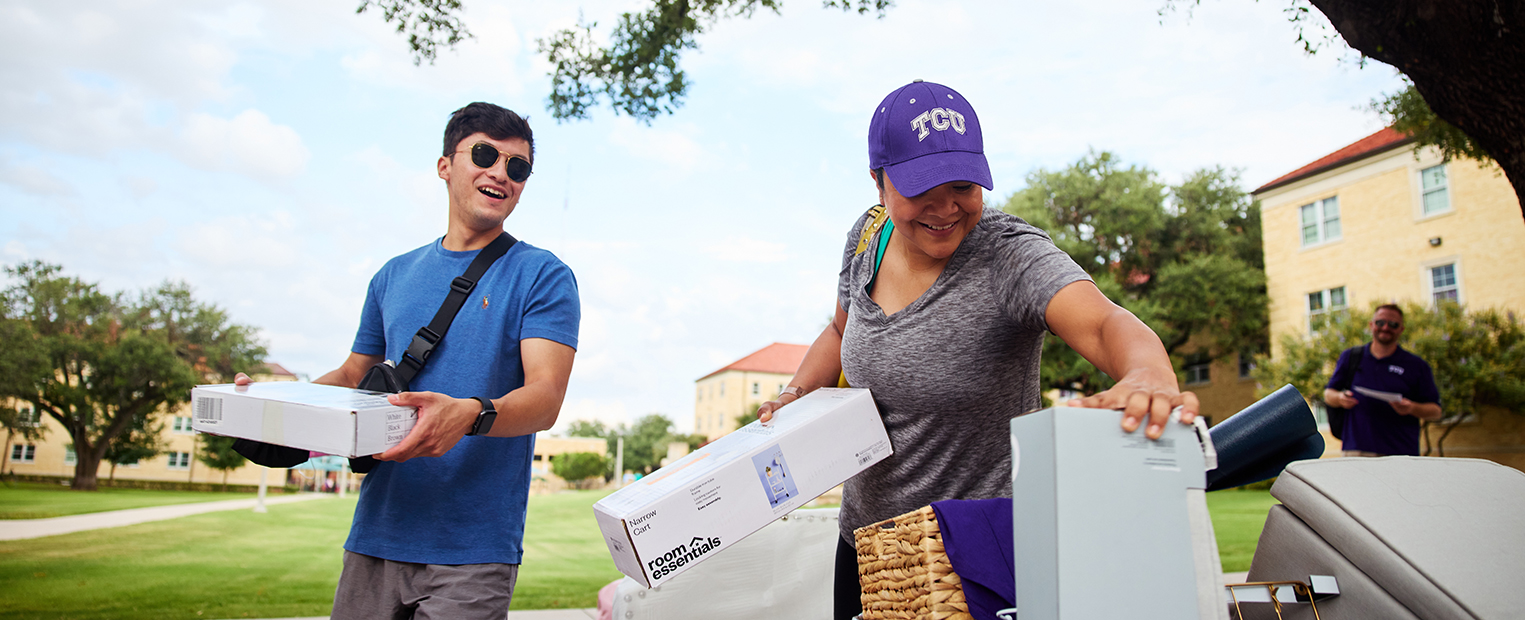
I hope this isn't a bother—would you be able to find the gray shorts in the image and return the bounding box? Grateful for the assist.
[332,550,520,620]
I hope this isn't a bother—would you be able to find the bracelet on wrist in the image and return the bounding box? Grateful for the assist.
[778,386,805,400]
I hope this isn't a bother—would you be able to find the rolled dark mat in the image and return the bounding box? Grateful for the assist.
[232,438,312,469]
[349,456,378,474]
[1206,384,1325,491]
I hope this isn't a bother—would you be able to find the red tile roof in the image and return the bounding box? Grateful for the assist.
[698,343,809,380]
[1254,127,1415,194]
[259,362,297,378]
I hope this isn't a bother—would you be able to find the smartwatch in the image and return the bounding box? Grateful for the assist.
[466,396,497,436]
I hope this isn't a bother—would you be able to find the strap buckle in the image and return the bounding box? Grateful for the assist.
[401,327,442,369]
[450,276,476,295]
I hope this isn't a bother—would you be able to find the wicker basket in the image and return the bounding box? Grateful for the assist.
[854,505,971,620]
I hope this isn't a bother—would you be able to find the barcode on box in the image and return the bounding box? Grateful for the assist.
[194,397,223,422]
[857,452,872,466]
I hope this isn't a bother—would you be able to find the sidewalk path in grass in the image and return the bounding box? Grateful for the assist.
[0,493,331,541]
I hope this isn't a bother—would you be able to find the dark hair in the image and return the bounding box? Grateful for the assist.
[1375,303,1404,319]
[443,102,534,163]
[873,168,885,191]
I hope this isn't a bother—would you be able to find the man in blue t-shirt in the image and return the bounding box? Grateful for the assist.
[1323,305,1441,456]
[237,102,579,618]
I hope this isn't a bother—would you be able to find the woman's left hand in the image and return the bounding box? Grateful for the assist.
[1066,368,1199,440]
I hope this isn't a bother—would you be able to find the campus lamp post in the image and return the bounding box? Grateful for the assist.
[253,468,269,513]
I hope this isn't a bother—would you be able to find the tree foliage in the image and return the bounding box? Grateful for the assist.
[1166,0,1525,219]
[563,413,703,475]
[355,0,471,65]
[1369,82,1495,167]
[1002,152,1266,396]
[102,415,165,482]
[0,262,266,490]
[552,451,609,487]
[197,434,247,490]
[359,0,890,122]
[1255,302,1525,455]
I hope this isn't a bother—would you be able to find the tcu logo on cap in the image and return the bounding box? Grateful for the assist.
[910,107,967,141]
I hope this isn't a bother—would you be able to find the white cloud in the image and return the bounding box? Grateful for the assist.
[180,110,311,180]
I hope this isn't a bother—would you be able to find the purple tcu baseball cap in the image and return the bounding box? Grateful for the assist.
[868,80,993,198]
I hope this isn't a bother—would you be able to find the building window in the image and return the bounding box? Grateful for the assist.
[1238,351,1255,379]
[11,444,37,463]
[17,407,40,427]
[1308,286,1348,333]
[751,382,760,396]
[65,447,77,465]
[172,416,194,434]
[167,452,191,470]
[1420,164,1450,215]
[719,383,725,397]
[777,384,785,397]
[1431,264,1459,303]
[1299,197,1341,246]
[1183,355,1211,386]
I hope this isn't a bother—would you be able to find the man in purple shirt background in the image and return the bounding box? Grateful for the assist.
[1323,304,1443,456]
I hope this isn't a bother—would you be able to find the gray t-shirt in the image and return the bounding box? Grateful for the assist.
[836,207,1090,539]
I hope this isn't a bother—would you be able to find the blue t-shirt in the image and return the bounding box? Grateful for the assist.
[345,237,580,565]
[1326,344,1440,456]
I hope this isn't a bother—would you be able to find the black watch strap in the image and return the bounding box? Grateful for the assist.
[467,396,497,436]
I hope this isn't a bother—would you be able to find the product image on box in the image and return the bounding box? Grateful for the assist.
[751,445,798,508]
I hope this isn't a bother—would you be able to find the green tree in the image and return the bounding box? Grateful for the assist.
[1002,152,1267,400]
[564,414,706,476]
[367,1,1525,216]
[1254,302,1525,456]
[358,0,889,122]
[102,416,165,483]
[197,434,247,490]
[0,262,266,490]
[1163,0,1525,219]
[552,451,609,488]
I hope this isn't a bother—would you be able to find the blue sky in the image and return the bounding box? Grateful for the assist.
[0,0,1403,433]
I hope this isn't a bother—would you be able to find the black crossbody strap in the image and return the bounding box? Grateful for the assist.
[396,232,518,384]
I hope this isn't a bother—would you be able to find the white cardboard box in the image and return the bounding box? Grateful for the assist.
[189,382,417,458]
[595,388,891,588]
[1011,408,1225,620]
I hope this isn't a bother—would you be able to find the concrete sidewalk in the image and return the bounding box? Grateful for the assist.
[0,493,330,541]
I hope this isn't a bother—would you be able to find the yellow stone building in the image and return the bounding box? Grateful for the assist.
[1254,127,1525,466]
[693,343,807,441]
[4,364,300,486]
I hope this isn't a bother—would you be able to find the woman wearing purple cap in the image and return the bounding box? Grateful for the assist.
[755,80,1199,618]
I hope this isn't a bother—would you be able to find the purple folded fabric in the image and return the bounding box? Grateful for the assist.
[931,498,1015,620]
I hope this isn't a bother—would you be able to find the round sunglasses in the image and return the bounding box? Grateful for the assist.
[458,142,532,183]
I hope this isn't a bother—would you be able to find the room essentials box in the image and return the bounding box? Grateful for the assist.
[595,388,891,588]
[1011,407,1226,620]
[190,382,418,458]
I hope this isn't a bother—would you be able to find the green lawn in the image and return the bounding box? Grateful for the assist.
[0,489,620,619]
[0,486,1275,619]
[1205,489,1280,573]
[0,482,257,519]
